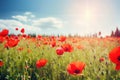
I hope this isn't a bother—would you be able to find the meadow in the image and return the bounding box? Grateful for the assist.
[0,29,120,80]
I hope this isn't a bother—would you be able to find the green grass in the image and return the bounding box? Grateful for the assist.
[0,37,120,80]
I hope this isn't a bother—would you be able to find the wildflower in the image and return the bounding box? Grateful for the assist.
[15,28,18,31]
[43,41,49,45]
[56,47,64,55]
[22,34,27,38]
[109,46,120,70]
[18,47,23,51]
[37,35,42,40]
[77,45,84,50]
[0,60,4,67]
[5,38,19,48]
[0,36,4,43]
[62,43,73,52]
[0,29,9,37]
[99,57,104,62]
[67,61,85,75]
[58,36,66,42]
[36,59,47,68]
[50,41,56,47]
[21,28,25,33]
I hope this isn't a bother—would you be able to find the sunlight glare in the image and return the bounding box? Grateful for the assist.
[84,9,94,22]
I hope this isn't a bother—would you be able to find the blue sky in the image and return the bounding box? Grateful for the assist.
[0,0,120,36]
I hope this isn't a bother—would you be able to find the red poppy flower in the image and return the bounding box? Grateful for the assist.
[0,29,9,37]
[67,61,85,75]
[9,34,18,39]
[21,28,25,33]
[109,46,120,70]
[0,36,4,43]
[22,34,27,38]
[99,57,104,62]
[37,35,42,40]
[50,41,56,47]
[62,44,73,52]
[0,60,4,67]
[56,47,64,55]
[36,59,47,68]
[58,36,66,42]
[42,41,48,45]
[18,47,24,51]
[5,38,19,48]
[115,64,120,70]
[50,36,55,40]
[77,45,84,50]
[15,28,18,31]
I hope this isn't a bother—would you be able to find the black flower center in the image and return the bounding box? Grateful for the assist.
[117,56,120,61]
[74,69,80,74]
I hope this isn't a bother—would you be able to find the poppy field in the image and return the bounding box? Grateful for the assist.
[0,29,120,80]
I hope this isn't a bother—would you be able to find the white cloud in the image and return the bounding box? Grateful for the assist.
[24,12,32,15]
[24,12,35,18]
[0,19,41,34]
[12,12,36,23]
[0,12,64,35]
[11,12,63,29]
[32,17,63,29]
[12,15,28,22]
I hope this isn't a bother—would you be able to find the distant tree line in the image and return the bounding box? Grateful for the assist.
[111,27,120,37]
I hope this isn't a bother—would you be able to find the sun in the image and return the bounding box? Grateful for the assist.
[66,1,97,24]
[84,9,93,22]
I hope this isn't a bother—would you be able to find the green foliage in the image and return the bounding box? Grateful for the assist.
[0,38,120,80]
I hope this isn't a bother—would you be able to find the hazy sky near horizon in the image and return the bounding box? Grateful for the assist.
[0,0,120,36]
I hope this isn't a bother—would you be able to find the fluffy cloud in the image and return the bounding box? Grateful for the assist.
[0,19,41,34]
[32,17,63,29]
[12,15,28,22]
[0,12,64,35]
[24,12,35,18]
[24,12,32,15]
[12,12,35,22]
